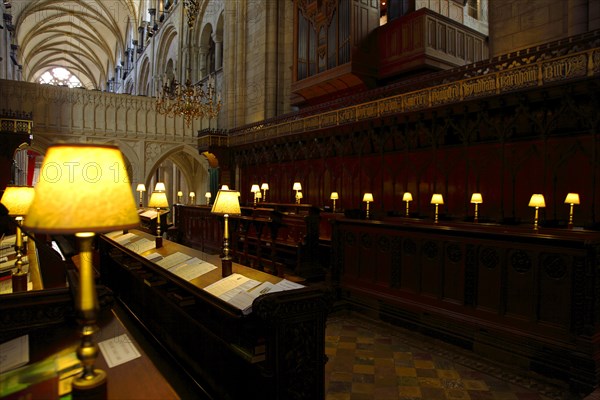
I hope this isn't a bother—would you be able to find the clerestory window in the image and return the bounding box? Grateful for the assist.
[39,67,83,88]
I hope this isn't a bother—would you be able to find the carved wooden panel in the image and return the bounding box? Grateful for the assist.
[331,217,600,391]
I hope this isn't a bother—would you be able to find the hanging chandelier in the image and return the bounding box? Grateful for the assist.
[155,75,222,127]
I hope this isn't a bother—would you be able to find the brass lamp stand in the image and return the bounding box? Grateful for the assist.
[11,217,28,292]
[0,185,35,293]
[23,144,140,400]
[71,232,107,397]
[363,193,373,219]
[402,192,412,217]
[211,189,241,277]
[431,194,444,224]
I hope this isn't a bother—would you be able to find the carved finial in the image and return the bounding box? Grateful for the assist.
[183,0,198,29]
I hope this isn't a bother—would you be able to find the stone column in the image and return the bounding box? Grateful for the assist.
[568,0,589,36]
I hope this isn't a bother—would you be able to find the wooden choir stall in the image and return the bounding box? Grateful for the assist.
[98,229,331,400]
[330,217,600,393]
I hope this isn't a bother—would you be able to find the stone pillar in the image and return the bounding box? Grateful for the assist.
[198,44,208,79]
[213,33,223,70]
[568,0,589,36]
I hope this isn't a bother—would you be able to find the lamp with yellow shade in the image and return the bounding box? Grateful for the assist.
[251,184,260,207]
[470,193,482,222]
[295,191,303,204]
[148,186,169,248]
[330,192,339,212]
[564,193,580,228]
[363,193,374,219]
[261,183,269,202]
[136,183,146,207]
[402,192,413,217]
[23,144,140,399]
[293,182,302,203]
[211,189,241,277]
[528,194,546,231]
[189,191,196,205]
[177,190,183,203]
[154,182,166,192]
[1,185,35,292]
[205,191,212,205]
[431,194,444,223]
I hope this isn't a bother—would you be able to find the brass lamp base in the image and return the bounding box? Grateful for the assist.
[11,270,28,292]
[71,369,107,399]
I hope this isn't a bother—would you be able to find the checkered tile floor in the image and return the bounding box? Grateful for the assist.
[325,312,586,400]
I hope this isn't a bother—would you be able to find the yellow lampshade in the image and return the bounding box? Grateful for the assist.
[154,182,166,192]
[136,183,146,192]
[431,194,444,205]
[261,183,269,190]
[330,192,339,200]
[205,192,212,198]
[211,190,242,215]
[23,144,140,234]
[528,194,546,208]
[363,193,374,202]
[471,193,483,204]
[177,190,183,197]
[190,191,196,198]
[1,186,35,217]
[149,191,169,208]
[564,193,580,205]
[402,192,413,202]
[293,182,302,191]
[251,184,260,193]
[221,185,229,190]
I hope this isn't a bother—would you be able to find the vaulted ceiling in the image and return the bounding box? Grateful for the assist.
[9,0,140,89]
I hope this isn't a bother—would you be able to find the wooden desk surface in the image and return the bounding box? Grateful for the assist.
[28,306,180,399]
[127,229,283,289]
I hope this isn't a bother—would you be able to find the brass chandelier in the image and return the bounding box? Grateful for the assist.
[156,75,222,127]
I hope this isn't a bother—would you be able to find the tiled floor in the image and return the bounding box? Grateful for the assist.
[324,311,590,400]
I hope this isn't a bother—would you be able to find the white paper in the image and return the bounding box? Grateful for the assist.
[249,281,281,295]
[227,291,257,314]
[0,334,29,372]
[218,279,261,302]
[143,252,163,262]
[105,230,124,239]
[169,258,217,281]
[274,279,305,290]
[98,334,141,368]
[139,210,158,218]
[203,273,258,298]
[124,238,156,254]
[113,232,138,245]
[154,252,192,269]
